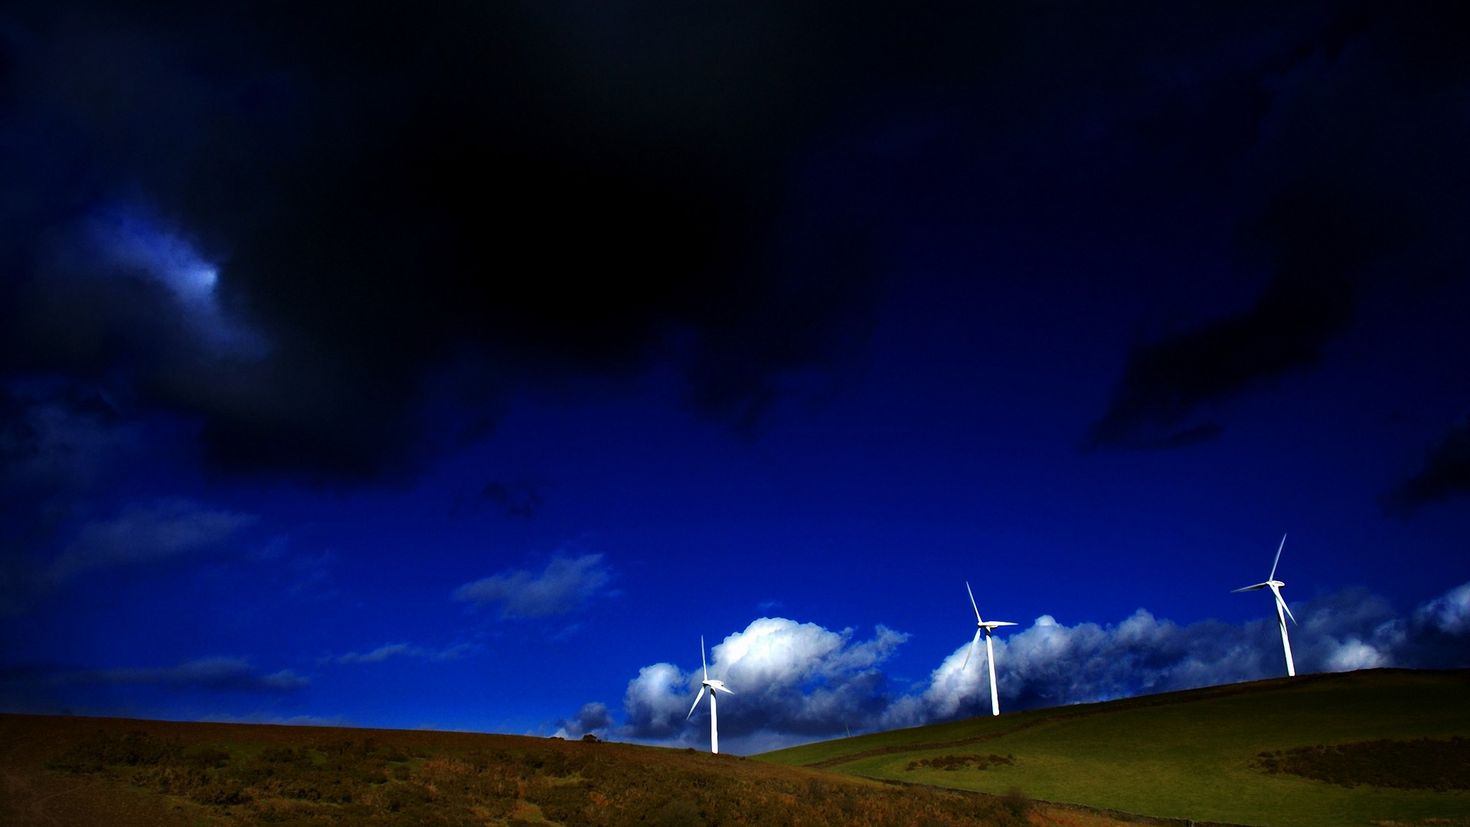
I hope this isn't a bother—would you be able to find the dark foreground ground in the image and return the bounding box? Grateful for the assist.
[0,712,1197,826]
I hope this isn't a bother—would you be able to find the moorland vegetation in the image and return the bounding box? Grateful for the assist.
[3,714,1044,826]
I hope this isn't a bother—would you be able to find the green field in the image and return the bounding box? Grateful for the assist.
[757,668,1470,827]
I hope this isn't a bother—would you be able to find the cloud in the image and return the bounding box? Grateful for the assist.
[620,663,689,740]
[0,380,147,573]
[1415,581,1470,636]
[0,1,904,483]
[453,553,612,619]
[0,380,138,498]
[553,702,613,740]
[47,499,257,582]
[327,642,475,665]
[80,202,266,356]
[196,712,350,727]
[3,3,1465,482]
[1084,2,1470,451]
[901,585,1467,723]
[478,480,544,519]
[620,617,908,750]
[1384,415,1470,515]
[87,658,309,692]
[578,582,1470,752]
[3,657,309,694]
[1087,259,1361,451]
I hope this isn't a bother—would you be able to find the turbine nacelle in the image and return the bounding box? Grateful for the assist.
[1231,579,1285,592]
[703,679,734,695]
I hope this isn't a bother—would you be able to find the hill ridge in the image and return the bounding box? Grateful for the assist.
[757,668,1470,827]
[789,669,1389,768]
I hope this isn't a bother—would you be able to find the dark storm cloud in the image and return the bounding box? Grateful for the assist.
[5,2,1466,478]
[2,1,973,482]
[1384,415,1470,515]
[0,382,134,496]
[1086,260,1359,451]
[1086,4,1470,450]
[478,480,544,519]
[0,380,142,562]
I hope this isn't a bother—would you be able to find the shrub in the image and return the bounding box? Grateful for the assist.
[259,746,309,765]
[189,781,251,806]
[1000,787,1031,820]
[182,745,231,769]
[48,730,179,772]
[647,795,703,826]
[905,753,1015,772]
[1252,737,1470,791]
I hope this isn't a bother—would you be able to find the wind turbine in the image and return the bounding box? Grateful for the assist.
[686,635,734,753]
[1232,533,1298,677]
[963,581,1017,716]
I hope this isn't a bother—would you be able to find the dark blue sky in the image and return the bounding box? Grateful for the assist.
[2,2,1468,752]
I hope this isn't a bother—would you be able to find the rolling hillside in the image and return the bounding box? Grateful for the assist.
[3,712,1158,826]
[758,668,1470,827]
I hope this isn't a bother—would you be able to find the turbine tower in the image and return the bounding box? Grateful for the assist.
[686,635,734,753]
[1232,533,1298,677]
[963,581,1017,716]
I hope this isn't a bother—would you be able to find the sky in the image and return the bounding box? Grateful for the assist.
[2,2,1468,754]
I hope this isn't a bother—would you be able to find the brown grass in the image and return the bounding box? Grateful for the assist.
[0,713,1160,826]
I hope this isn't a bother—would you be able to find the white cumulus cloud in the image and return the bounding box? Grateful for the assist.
[568,580,1470,753]
[622,617,907,752]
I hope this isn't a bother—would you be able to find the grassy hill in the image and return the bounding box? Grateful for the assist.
[2,712,1162,826]
[757,668,1470,827]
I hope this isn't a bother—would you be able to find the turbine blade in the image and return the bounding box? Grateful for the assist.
[1269,533,1286,581]
[966,581,982,623]
[686,686,706,721]
[701,635,708,682]
[714,685,734,695]
[1232,583,1268,593]
[986,632,1000,716]
[962,629,982,669]
[990,621,1018,628]
[1271,584,1297,625]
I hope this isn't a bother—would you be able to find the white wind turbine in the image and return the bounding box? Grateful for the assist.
[1232,533,1298,677]
[686,635,734,754]
[963,581,1017,716]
